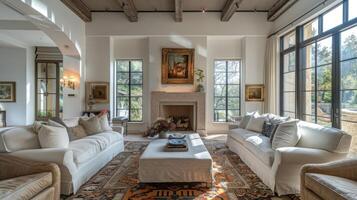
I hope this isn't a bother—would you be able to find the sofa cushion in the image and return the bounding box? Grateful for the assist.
[297,121,352,153]
[0,127,40,153]
[69,131,122,164]
[229,128,275,166]
[305,173,357,200]
[229,128,261,144]
[68,125,87,141]
[244,134,275,166]
[0,172,52,200]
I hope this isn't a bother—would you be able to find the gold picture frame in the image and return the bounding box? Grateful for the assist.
[0,82,16,102]
[86,82,109,104]
[162,48,194,84]
[245,85,264,101]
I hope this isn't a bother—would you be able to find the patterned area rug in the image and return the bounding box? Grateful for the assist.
[64,140,299,200]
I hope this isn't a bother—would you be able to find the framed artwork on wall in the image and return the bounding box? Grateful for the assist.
[0,82,16,102]
[161,48,194,84]
[86,82,109,105]
[245,85,264,101]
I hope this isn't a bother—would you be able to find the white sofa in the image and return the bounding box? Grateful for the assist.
[226,120,352,196]
[0,119,124,195]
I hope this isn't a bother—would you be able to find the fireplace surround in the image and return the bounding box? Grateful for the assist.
[151,91,206,136]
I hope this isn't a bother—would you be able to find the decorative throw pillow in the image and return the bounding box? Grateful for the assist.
[67,125,87,141]
[238,112,257,129]
[79,117,103,135]
[98,114,112,131]
[261,121,278,138]
[38,125,69,148]
[246,115,267,133]
[32,121,46,134]
[48,119,65,128]
[271,120,300,150]
[49,117,67,127]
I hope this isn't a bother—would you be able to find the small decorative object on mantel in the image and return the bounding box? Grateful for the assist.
[195,68,205,92]
[0,82,16,102]
[245,84,264,101]
[161,48,194,84]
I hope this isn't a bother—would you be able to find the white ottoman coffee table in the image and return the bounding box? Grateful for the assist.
[139,133,213,185]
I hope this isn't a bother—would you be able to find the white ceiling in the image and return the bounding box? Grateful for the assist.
[85,0,278,11]
[0,30,55,48]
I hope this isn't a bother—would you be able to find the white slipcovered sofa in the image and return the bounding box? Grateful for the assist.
[0,118,124,195]
[226,120,352,196]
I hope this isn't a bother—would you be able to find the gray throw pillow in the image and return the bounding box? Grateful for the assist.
[79,117,103,135]
[261,121,278,138]
[271,120,300,150]
[68,125,87,141]
[238,112,257,129]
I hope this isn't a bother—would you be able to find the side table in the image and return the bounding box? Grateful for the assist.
[112,117,128,136]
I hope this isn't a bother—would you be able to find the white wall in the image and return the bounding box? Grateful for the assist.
[25,46,35,124]
[0,47,27,125]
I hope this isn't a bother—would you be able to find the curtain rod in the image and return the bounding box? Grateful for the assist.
[268,0,328,38]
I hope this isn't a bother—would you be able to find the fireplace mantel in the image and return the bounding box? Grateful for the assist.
[151,91,206,136]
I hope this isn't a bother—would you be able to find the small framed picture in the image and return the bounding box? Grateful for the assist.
[86,82,109,103]
[245,85,264,101]
[0,82,16,102]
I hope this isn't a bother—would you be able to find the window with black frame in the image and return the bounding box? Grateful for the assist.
[115,60,143,122]
[280,31,297,118]
[214,60,241,122]
[280,0,357,155]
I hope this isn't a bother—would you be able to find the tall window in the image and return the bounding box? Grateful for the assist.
[214,60,241,122]
[36,62,62,120]
[281,35,297,118]
[114,60,143,122]
[280,0,357,155]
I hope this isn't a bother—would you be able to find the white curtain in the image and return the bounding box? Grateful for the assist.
[264,36,278,114]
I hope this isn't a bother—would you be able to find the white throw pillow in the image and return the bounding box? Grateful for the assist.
[246,115,267,133]
[271,120,300,150]
[238,111,258,129]
[38,125,69,148]
[98,114,112,131]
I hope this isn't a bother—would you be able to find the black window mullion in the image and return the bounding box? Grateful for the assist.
[128,61,132,121]
[225,61,229,122]
[314,40,318,124]
[343,0,348,23]
[332,33,341,128]
[280,36,285,116]
[296,26,302,119]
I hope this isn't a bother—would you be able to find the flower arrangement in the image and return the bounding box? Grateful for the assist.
[195,69,205,92]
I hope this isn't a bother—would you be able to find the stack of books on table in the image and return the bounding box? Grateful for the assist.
[165,138,188,152]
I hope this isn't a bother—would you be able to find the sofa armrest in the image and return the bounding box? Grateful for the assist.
[301,159,357,181]
[9,148,77,173]
[274,147,346,165]
[0,155,61,200]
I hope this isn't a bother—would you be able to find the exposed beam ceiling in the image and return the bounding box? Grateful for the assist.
[267,0,298,21]
[174,0,183,22]
[60,0,92,22]
[117,0,138,22]
[221,0,243,22]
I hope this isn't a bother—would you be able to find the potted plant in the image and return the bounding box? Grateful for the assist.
[195,69,205,92]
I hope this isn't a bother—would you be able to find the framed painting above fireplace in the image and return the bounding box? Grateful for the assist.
[161,48,194,84]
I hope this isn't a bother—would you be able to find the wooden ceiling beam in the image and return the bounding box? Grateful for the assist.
[221,0,243,22]
[117,0,138,22]
[60,0,91,22]
[174,0,183,22]
[267,0,298,21]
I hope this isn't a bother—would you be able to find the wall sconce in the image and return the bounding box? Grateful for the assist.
[61,69,80,90]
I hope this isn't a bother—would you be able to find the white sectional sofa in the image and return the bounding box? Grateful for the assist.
[226,120,352,196]
[0,119,124,195]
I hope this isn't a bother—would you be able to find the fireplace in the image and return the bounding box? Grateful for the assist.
[151,91,206,136]
[161,104,195,131]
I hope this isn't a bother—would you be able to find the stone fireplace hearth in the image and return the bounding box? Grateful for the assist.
[151,91,206,136]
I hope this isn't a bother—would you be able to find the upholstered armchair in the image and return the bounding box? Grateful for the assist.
[300,159,357,200]
[0,155,60,200]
